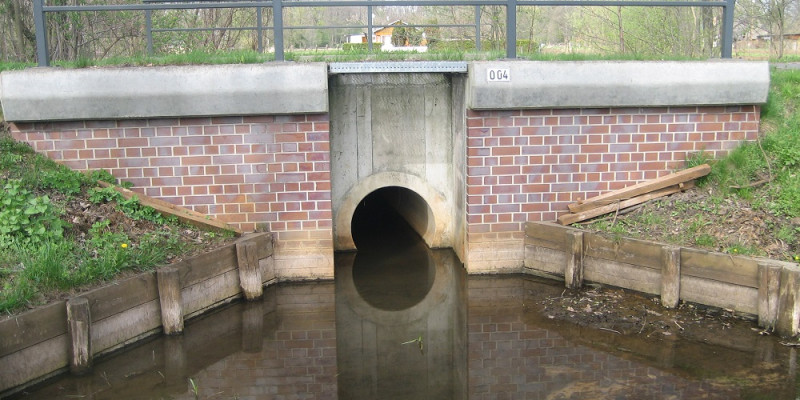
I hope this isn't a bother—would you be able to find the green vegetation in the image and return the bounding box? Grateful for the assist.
[0,132,233,315]
[0,47,711,73]
[584,68,800,263]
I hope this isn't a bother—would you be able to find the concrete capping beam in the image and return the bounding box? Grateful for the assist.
[467,60,770,110]
[0,63,328,121]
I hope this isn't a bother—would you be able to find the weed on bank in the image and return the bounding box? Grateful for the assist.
[0,132,232,315]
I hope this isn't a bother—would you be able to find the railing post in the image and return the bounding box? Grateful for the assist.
[505,0,517,58]
[146,9,154,56]
[257,7,264,53]
[720,0,735,58]
[272,0,284,61]
[474,5,481,51]
[367,4,374,52]
[33,0,50,66]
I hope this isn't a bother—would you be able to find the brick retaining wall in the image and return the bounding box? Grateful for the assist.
[9,115,334,279]
[8,104,761,275]
[464,105,761,272]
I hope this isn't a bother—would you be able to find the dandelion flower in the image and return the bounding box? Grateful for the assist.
[121,243,128,249]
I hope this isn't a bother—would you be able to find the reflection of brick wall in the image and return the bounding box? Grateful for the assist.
[187,285,338,400]
[465,106,760,271]
[10,115,333,277]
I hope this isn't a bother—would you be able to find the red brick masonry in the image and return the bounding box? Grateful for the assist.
[465,106,760,238]
[11,105,759,269]
[11,115,332,244]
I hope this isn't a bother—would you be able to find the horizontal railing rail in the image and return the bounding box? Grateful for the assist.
[32,0,735,66]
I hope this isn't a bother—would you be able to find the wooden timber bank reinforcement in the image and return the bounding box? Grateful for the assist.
[0,232,274,396]
[524,221,800,338]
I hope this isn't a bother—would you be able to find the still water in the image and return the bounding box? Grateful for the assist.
[11,205,800,399]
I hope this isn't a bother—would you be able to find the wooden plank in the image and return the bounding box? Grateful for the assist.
[568,164,710,213]
[236,232,274,260]
[175,243,238,288]
[182,269,243,319]
[583,258,661,295]
[0,301,67,357]
[96,181,242,235]
[524,222,572,250]
[83,271,158,322]
[583,232,663,270]
[91,299,161,356]
[681,248,759,288]
[523,246,566,276]
[0,334,68,393]
[558,183,692,225]
[680,275,759,315]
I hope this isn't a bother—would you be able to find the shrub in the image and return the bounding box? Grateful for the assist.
[0,180,65,249]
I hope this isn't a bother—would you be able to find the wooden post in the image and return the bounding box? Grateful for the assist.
[660,246,681,308]
[776,267,800,337]
[66,297,92,375]
[758,262,782,330]
[237,241,263,300]
[242,301,264,353]
[157,266,183,335]
[163,335,187,390]
[565,231,584,289]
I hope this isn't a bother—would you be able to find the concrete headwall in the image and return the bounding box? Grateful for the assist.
[328,73,460,252]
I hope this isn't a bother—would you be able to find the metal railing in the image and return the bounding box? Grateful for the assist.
[32,0,736,67]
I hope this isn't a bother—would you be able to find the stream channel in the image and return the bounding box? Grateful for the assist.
[11,200,800,399]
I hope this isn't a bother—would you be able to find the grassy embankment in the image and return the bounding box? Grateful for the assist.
[0,127,234,315]
[584,68,800,263]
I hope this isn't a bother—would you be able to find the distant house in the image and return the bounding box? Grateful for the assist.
[344,20,427,52]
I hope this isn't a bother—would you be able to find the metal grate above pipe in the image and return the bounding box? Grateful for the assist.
[328,62,468,74]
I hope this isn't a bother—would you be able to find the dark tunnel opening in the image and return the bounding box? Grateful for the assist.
[348,187,435,310]
[350,186,431,251]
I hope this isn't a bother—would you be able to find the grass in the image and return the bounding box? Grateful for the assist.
[0,130,234,315]
[0,47,716,72]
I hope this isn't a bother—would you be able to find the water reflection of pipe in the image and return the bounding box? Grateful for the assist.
[335,243,466,400]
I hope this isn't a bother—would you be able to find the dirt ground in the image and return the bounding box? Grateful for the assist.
[538,283,768,342]
[582,185,800,263]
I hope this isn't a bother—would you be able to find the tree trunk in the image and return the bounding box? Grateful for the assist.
[617,6,624,53]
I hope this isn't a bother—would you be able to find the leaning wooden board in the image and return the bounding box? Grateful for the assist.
[568,164,711,214]
[96,181,242,235]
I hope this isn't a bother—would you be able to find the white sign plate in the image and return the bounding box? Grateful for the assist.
[487,68,511,82]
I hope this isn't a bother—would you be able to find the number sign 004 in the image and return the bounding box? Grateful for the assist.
[487,68,510,82]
